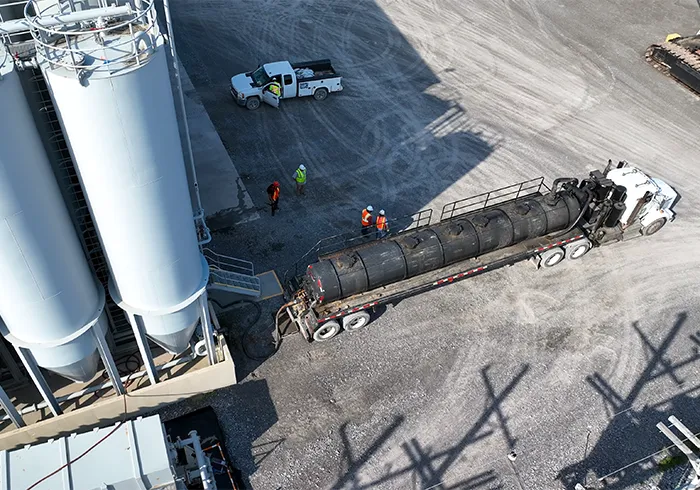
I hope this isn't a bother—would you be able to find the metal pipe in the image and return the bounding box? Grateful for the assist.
[0,384,25,428]
[162,0,204,219]
[0,338,25,383]
[0,5,132,35]
[176,431,214,490]
[92,325,125,396]
[127,313,159,385]
[35,5,132,28]
[199,293,216,365]
[14,347,62,417]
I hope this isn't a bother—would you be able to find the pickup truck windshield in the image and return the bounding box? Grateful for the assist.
[251,66,271,87]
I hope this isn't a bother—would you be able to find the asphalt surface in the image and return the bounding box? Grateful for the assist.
[159,0,700,488]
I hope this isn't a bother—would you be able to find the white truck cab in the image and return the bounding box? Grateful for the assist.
[230,59,343,110]
[606,164,678,235]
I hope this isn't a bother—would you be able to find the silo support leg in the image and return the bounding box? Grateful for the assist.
[127,313,159,385]
[0,338,25,383]
[199,292,217,366]
[14,348,62,417]
[0,384,25,428]
[92,327,125,396]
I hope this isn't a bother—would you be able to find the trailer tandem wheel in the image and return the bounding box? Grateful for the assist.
[342,311,371,331]
[565,239,592,260]
[540,247,565,268]
[313,321,341,342]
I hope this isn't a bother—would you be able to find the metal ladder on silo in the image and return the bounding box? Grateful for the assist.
[203,249,261,297]
[29,68,134,347]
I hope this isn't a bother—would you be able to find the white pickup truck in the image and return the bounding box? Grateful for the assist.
[230,59,343,110]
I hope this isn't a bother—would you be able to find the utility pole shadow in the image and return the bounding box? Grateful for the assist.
[331,364,529,489]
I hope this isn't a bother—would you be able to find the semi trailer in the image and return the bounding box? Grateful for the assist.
[282,161,678,342]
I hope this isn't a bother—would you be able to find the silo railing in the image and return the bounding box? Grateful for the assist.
[24,0,159,78]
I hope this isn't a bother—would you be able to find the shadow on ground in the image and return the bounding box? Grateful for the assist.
[559,312,700,489]
[170,0,499,276]
[158,378,278,490]
[329,364,530,489]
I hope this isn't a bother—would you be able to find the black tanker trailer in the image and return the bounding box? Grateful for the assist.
[282,161,678,342]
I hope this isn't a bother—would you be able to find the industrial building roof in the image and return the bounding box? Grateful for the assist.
[0,415,178,490]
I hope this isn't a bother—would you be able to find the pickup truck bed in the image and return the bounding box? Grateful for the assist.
[291,59,338,80]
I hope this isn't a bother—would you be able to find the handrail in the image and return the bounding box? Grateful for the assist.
[25,0,158,77]
[203,248,254,276]
[283,177,555,289]
[281,209,432,288]
[440,177,546,221]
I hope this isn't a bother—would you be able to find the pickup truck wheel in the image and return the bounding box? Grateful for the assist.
[313,88,329,101]
[342,311,371,331]
[245,97,261,110]
[313,321,341,342]
[642,218,666,236]
[540,247,565,268]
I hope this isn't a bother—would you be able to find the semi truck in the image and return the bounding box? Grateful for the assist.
[281,161,678,342]
[230,59,343,110]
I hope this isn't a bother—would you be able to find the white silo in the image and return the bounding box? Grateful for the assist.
[33,1,207,354]
[0,47,108,382]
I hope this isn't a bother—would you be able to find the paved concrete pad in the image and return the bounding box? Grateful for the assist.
[180,61,259,229]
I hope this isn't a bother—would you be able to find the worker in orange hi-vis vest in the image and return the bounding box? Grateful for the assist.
[267,181,280,216]
[376,209,389,238]
[361,205,374,238]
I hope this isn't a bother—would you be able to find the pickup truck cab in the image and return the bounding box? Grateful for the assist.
[230,59,343,110]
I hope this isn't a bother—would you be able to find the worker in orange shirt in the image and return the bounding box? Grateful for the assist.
[267,181,280,216]
[376,209,389,238]
[361,205,374,237]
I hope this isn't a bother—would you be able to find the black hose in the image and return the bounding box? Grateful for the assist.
[211,298,282,361]
[555,188,594,237]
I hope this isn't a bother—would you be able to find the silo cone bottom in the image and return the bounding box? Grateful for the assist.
[27,316,110,383]
[45,349,101,383]
[141,303,201,355]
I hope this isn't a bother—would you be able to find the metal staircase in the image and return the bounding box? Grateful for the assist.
[203,248,261,297]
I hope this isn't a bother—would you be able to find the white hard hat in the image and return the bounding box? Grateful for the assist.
[379,209,385,216]
[367,205,374,212]
[299,164,306,170]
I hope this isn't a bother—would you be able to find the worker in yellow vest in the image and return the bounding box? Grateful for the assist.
[293,164,307,195]
[268,81,281,97]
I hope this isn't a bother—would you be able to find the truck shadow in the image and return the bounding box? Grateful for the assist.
[558,312,700,489]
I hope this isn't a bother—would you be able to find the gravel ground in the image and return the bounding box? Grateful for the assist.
[158,0,700,488]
